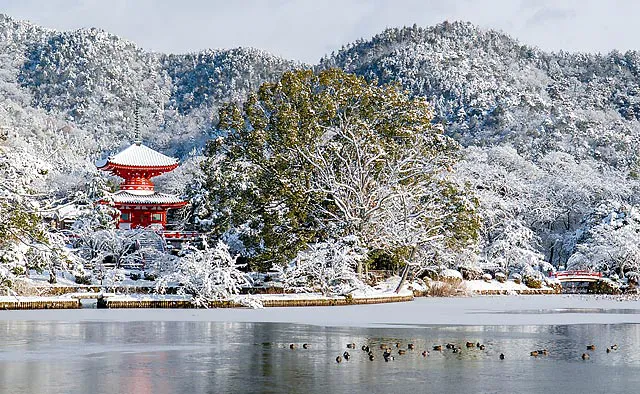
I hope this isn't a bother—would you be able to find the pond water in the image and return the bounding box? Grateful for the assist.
[0,319,638,394]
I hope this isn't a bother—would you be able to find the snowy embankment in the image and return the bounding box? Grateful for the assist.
[464,279,559,294]
[0,275,562,310]
[0,278,414,310]
[104,286,414,309]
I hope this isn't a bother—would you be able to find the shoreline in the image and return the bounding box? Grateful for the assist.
[0,280,561,310]
[0,277,563,311]
[1,295,640,327]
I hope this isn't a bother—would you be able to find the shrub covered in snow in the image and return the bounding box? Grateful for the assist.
[482,273,492,282]
[426,281,464,297]
[588,278,621,295]
[544,277,562,293]
[440,269,463,285]
[511,273,522,284]
[157,241,252,307]
[273,236,367,296]
[523,271,543,289]
[458,264,483,280]
[495,272,506,283]
[103,268,126,289]
[0,266,13,295]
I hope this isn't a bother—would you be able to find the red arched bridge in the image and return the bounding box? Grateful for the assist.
[551,270,603,283]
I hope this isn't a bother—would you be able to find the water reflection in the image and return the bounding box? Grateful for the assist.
[0,320,638,393]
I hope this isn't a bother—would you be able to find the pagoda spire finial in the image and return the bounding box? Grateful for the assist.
[134,101,141,146]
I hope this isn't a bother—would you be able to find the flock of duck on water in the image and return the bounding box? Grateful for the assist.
[288,341,620,363]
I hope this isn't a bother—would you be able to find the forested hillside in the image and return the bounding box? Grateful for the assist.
[2,15,640,288]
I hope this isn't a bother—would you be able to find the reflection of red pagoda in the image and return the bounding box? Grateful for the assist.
[96,141,187,229]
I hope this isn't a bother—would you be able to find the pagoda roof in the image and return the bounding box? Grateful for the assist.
[96,142,178,169]
[107,190,186,205]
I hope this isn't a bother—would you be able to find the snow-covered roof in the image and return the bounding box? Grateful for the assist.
[98,143,178,168]
[109,190,185,205]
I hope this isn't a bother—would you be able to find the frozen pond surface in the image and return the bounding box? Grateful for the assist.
[1,296,640,393]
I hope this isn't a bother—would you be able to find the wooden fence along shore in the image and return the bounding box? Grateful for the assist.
[105,294,416,308]
[0,298,81,310]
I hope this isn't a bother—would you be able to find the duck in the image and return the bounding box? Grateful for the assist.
[343,351,351,361]
[422,350,429,357]
[362,345,370,352]
[606,348,611,353]
[384,355,395,362]
[479,344,486,350]
[408,343,415,350]
[398,349,407,355]
[466,342,475,348]
[499,353,505,360]
[369,354,375,361]
[395,342,401,348]
[539,349,548,356]
[530,351,539,357]
[380,343,388,350]
[611,344,619,350]
[383,349,392,358]
[302,344,309,349]
[446,343,455,350]
[476,342,481,348]
[452,347,460,354]
[336,356,343,363]
[289,344,297,350]
[347,343,356,349]
[433,345,443,351]
[586,345,596,351]
[582,353,590,360]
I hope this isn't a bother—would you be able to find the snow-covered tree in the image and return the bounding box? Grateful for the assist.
[158,241,250,306]
[567,203,640,277]
[205,68,479,272]
[273,236,367,296]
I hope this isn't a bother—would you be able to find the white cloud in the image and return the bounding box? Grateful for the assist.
[1,0,638,62]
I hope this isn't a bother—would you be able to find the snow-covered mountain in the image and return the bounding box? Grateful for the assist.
[321,22,640,168]
[1,14,299,157]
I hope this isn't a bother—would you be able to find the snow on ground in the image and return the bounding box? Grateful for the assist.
[3,295,640,327]
[248,288,413,301]
[100,294,193,302]
[464,279,555,293]
[0,296,76,302]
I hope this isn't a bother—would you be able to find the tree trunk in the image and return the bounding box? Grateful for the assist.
[395,246,417,293]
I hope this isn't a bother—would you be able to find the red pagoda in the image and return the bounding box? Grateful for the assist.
[96,141,187,230]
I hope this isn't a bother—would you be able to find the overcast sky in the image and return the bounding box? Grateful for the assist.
[1,0,638,63]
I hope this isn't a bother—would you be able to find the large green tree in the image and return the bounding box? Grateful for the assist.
[203,69,478,271]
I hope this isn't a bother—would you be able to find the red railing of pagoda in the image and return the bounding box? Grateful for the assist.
[162,231,200,240]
